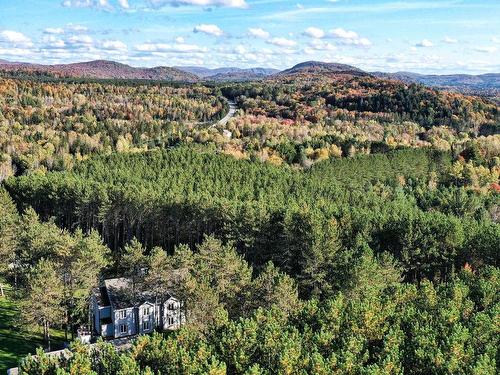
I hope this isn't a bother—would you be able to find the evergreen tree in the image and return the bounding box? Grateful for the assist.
[21,259,65,351]
[0,188,18,295]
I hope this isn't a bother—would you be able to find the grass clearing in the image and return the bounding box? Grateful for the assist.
[0,280,65,373]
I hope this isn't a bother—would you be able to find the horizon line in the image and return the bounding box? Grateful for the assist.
[1,57,499,76]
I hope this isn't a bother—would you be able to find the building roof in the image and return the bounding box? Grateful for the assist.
[102,277,174,310]
[92,285,110,307]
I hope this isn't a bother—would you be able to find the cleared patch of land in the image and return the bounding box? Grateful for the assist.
[0,280,65,372]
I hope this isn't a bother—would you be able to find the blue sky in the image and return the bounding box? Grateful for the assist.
[0,0,499,73]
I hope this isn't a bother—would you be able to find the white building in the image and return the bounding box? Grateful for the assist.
[90,277,183,339]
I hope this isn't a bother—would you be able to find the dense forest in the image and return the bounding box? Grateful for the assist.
[1,76,499,178]
[0,73,498,374]
[215,75,499,165]
[0,78,226,178]
[17,260,500,374]
[222,75,498,131]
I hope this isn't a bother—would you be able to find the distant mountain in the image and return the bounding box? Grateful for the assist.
[372,71,500,98]
[0,59,498,99]
[176,66,215,78]
[279,61,367,76]
[206,68,280,82]
[176,66,279,81]
[0,59,199,82]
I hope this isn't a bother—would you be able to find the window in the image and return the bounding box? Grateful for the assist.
[168,303,175,310]
[143,307,151,316]
[118,310,127,319]
[119,324,128,334]
[168,317,175,325]
[142,321,151,331]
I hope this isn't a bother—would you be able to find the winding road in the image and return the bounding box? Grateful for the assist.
[215,100,237,127]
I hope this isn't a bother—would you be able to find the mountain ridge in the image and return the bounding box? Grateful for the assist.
[0,59,199,82]
[372,71,500,88]
[371,71,500,99]
[279,61,368,76]
[0,59,498,97]
[175,66,280,81]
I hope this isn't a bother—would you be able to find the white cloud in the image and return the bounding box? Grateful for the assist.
[47,40,66,49]
[147,0,247,8]
[276,47,298,55]
[248,27,270,39]
[303,47,315,55]
[330,28,371,46]
[0,30,33,46]
[42,35,66,49]
[303,27,325,39]
[102,40,127,51]
[44,28,65,35]
[175,36,185,43]
[66,24,89,32]
[475,46,497,53]
[117,0,129,8]
[242,52,257,61]
[309,39,336,51]
[135,43,162,52]
[267,37,297,47]
[234,45,246,54]
[170,43,208,53]
[62,0,110,9]
[416,39,434,47]
[193,24,223,37]
[0,47,33,57]
[67,35,94,45]
[135,42,207,53]
[443,36,457,44]
[36,31,132,61]
[330,28,357,40]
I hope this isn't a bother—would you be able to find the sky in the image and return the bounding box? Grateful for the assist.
[0,0,499,74]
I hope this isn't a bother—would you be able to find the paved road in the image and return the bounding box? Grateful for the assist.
[215,100,237,127]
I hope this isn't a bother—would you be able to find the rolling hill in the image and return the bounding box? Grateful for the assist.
[176,66,279,81]
[0,59,199,82]
[278,61,368,76]
[0,59,498,98]
[372,71,500,89]
[372,71,500,98]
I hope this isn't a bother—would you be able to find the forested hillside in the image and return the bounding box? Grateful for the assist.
[2,146,499,374]
[0,72,498,374]
[372,71,500,100]
[0,60,199,82]
[1,75,498,179]
[0,78,226,178]
[18,266,500,374]
[222,75,498,131]
[6,147,499,287]
[210,74,499,165]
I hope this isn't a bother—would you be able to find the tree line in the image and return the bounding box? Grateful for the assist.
[0,78,227,178]
[5,147,499,289]
[18,253,500,374]
[220,75,499,132]
[1,145,498,373]
[2,182,498,374]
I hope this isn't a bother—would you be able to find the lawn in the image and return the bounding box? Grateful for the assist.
[0,280,66,373]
